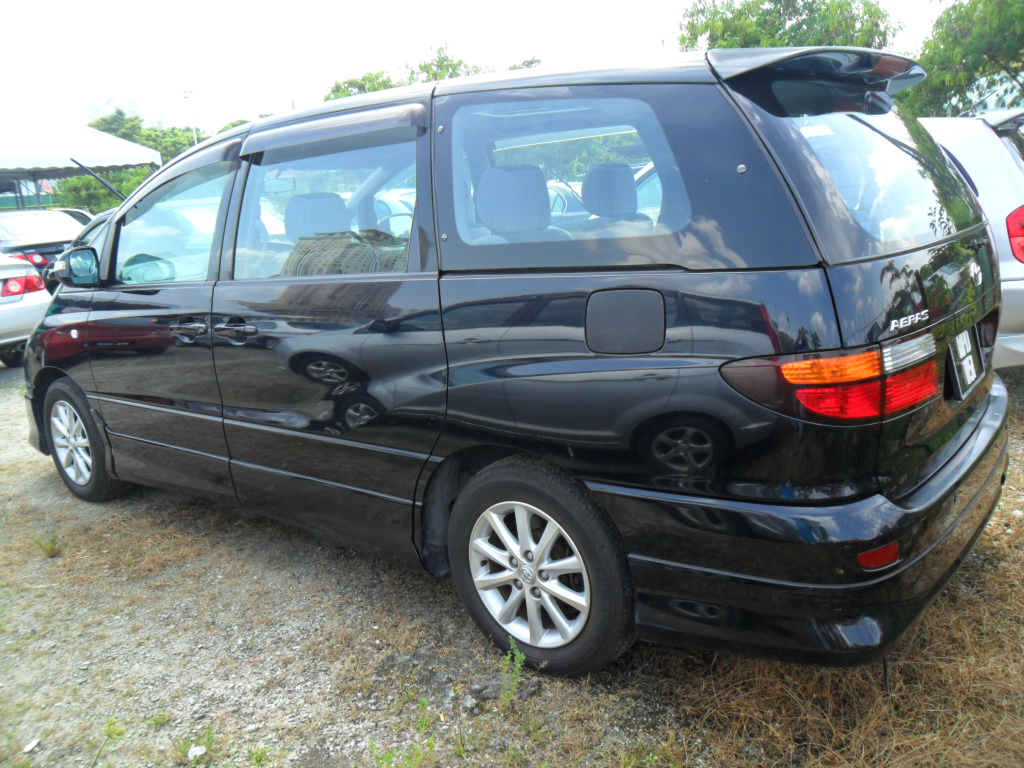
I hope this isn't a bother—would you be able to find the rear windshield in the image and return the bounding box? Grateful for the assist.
[0,211,84,243]
[1003,129,1024,174]
[735,99,983,262]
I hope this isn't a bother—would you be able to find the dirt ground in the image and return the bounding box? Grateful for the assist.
[1,363,1022,768]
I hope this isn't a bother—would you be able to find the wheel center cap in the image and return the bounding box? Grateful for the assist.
[519,564,535,584]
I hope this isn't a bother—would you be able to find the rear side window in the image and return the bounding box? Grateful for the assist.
[435,84,817,271]
[734,97,983,262]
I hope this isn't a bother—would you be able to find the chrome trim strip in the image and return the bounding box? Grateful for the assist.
[230,460,412,506]
[223,418,433,462]
[88,395,222,423]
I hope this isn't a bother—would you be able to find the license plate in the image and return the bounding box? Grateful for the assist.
[949,328,981,399]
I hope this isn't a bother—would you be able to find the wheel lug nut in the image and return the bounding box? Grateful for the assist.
[524,550,534,562]
[539,571,548,581]
[514,580,522,590]
[530,587,541,598]
[510,557,518,567]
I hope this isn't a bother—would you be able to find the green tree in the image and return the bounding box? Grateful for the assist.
[53,166,153,213]
[678,0,898,51]
[88,108,206,163]
[217,119,250,134]
[324,46,487,102]
[899,0,1024,117]
[325,71,402,100]
[509,57,541,70]
[89,109,144,142]
[409,45,483,83]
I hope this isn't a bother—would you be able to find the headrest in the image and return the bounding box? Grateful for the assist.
[475,165,551,234]
[582,163,638,217]
[285,193,351,241]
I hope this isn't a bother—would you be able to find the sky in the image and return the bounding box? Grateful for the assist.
[10,0,954,135]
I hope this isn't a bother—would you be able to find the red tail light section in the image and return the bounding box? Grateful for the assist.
[1008,205,1024,263]
[1,273,46,297]
[722,337,940,422]
[7,251,48,266]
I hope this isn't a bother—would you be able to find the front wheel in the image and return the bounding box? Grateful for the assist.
[43,379,129,502]
[0,344,24,368]
[448,456,635,676]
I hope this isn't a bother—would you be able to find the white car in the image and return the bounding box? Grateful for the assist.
[0,253,51,367]
[921,109,1024,368]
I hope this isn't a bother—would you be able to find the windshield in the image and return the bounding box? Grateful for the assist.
[736,100,983,262]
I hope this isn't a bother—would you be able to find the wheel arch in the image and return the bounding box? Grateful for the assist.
[419,445,591,577]
[29,366,72,455]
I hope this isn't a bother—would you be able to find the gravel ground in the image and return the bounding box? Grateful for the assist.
[2,363,1022,768]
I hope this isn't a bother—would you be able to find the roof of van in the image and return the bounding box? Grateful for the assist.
[206,46,924,153]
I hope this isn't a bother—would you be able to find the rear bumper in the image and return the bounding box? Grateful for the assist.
[592,377,1009,665]
[0,289,50,348]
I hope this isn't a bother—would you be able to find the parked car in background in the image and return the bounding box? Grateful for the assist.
[0,209,92,274]
[921,110,1024,368]
[0,253,50,367]
[27,47,1008,676]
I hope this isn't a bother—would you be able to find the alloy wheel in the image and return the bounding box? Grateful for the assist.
[468,501,590,648]
[50,400,93,486]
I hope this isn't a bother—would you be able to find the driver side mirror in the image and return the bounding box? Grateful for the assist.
[51,246,101,289]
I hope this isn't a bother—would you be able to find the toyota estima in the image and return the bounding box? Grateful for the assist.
[27,47,1007,675]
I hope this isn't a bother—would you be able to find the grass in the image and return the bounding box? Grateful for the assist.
[1,365,1023,767]
[498,638,526,714]
[32,534,63,558]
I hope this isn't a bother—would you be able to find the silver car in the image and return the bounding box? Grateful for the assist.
[0,253,51,367]
[922,109,1024,368]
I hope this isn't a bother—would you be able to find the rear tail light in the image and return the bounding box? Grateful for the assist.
[1009,205,1024,263]
[7,251,48,266]
[722,335,940,422]
[1,273,47,297]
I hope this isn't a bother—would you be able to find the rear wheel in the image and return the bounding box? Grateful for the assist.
[43,379,128,501]
[448,456,635,675]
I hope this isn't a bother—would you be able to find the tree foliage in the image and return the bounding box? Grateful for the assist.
[53,167,153,213]
[325,71,402,100]
[217,119,250,134]
[678,0,898,51]
[90,108,207,163]
[54,108,208,212]
[899,0,1024,117]
[325,46,520,101]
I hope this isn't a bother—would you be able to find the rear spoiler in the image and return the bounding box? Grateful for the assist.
[978,108,1024,135]
[707,47,927,117]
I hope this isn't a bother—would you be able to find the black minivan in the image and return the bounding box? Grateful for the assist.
[27,47,1007,675]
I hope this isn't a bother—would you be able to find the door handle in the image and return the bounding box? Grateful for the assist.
[213,322,259,339]
[170,321,208,336]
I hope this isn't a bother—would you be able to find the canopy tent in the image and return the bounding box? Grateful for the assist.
[0,124,161,206]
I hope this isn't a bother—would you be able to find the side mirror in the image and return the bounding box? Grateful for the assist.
[51,246,101,289]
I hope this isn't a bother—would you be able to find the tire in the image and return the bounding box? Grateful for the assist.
[42,379,129,502]
[0,345,24,368]
[448,456,635,676]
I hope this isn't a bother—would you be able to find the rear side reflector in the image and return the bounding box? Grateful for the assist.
[857,541,901,570]
[722,334,940,422]
[1008,205,1024,263]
